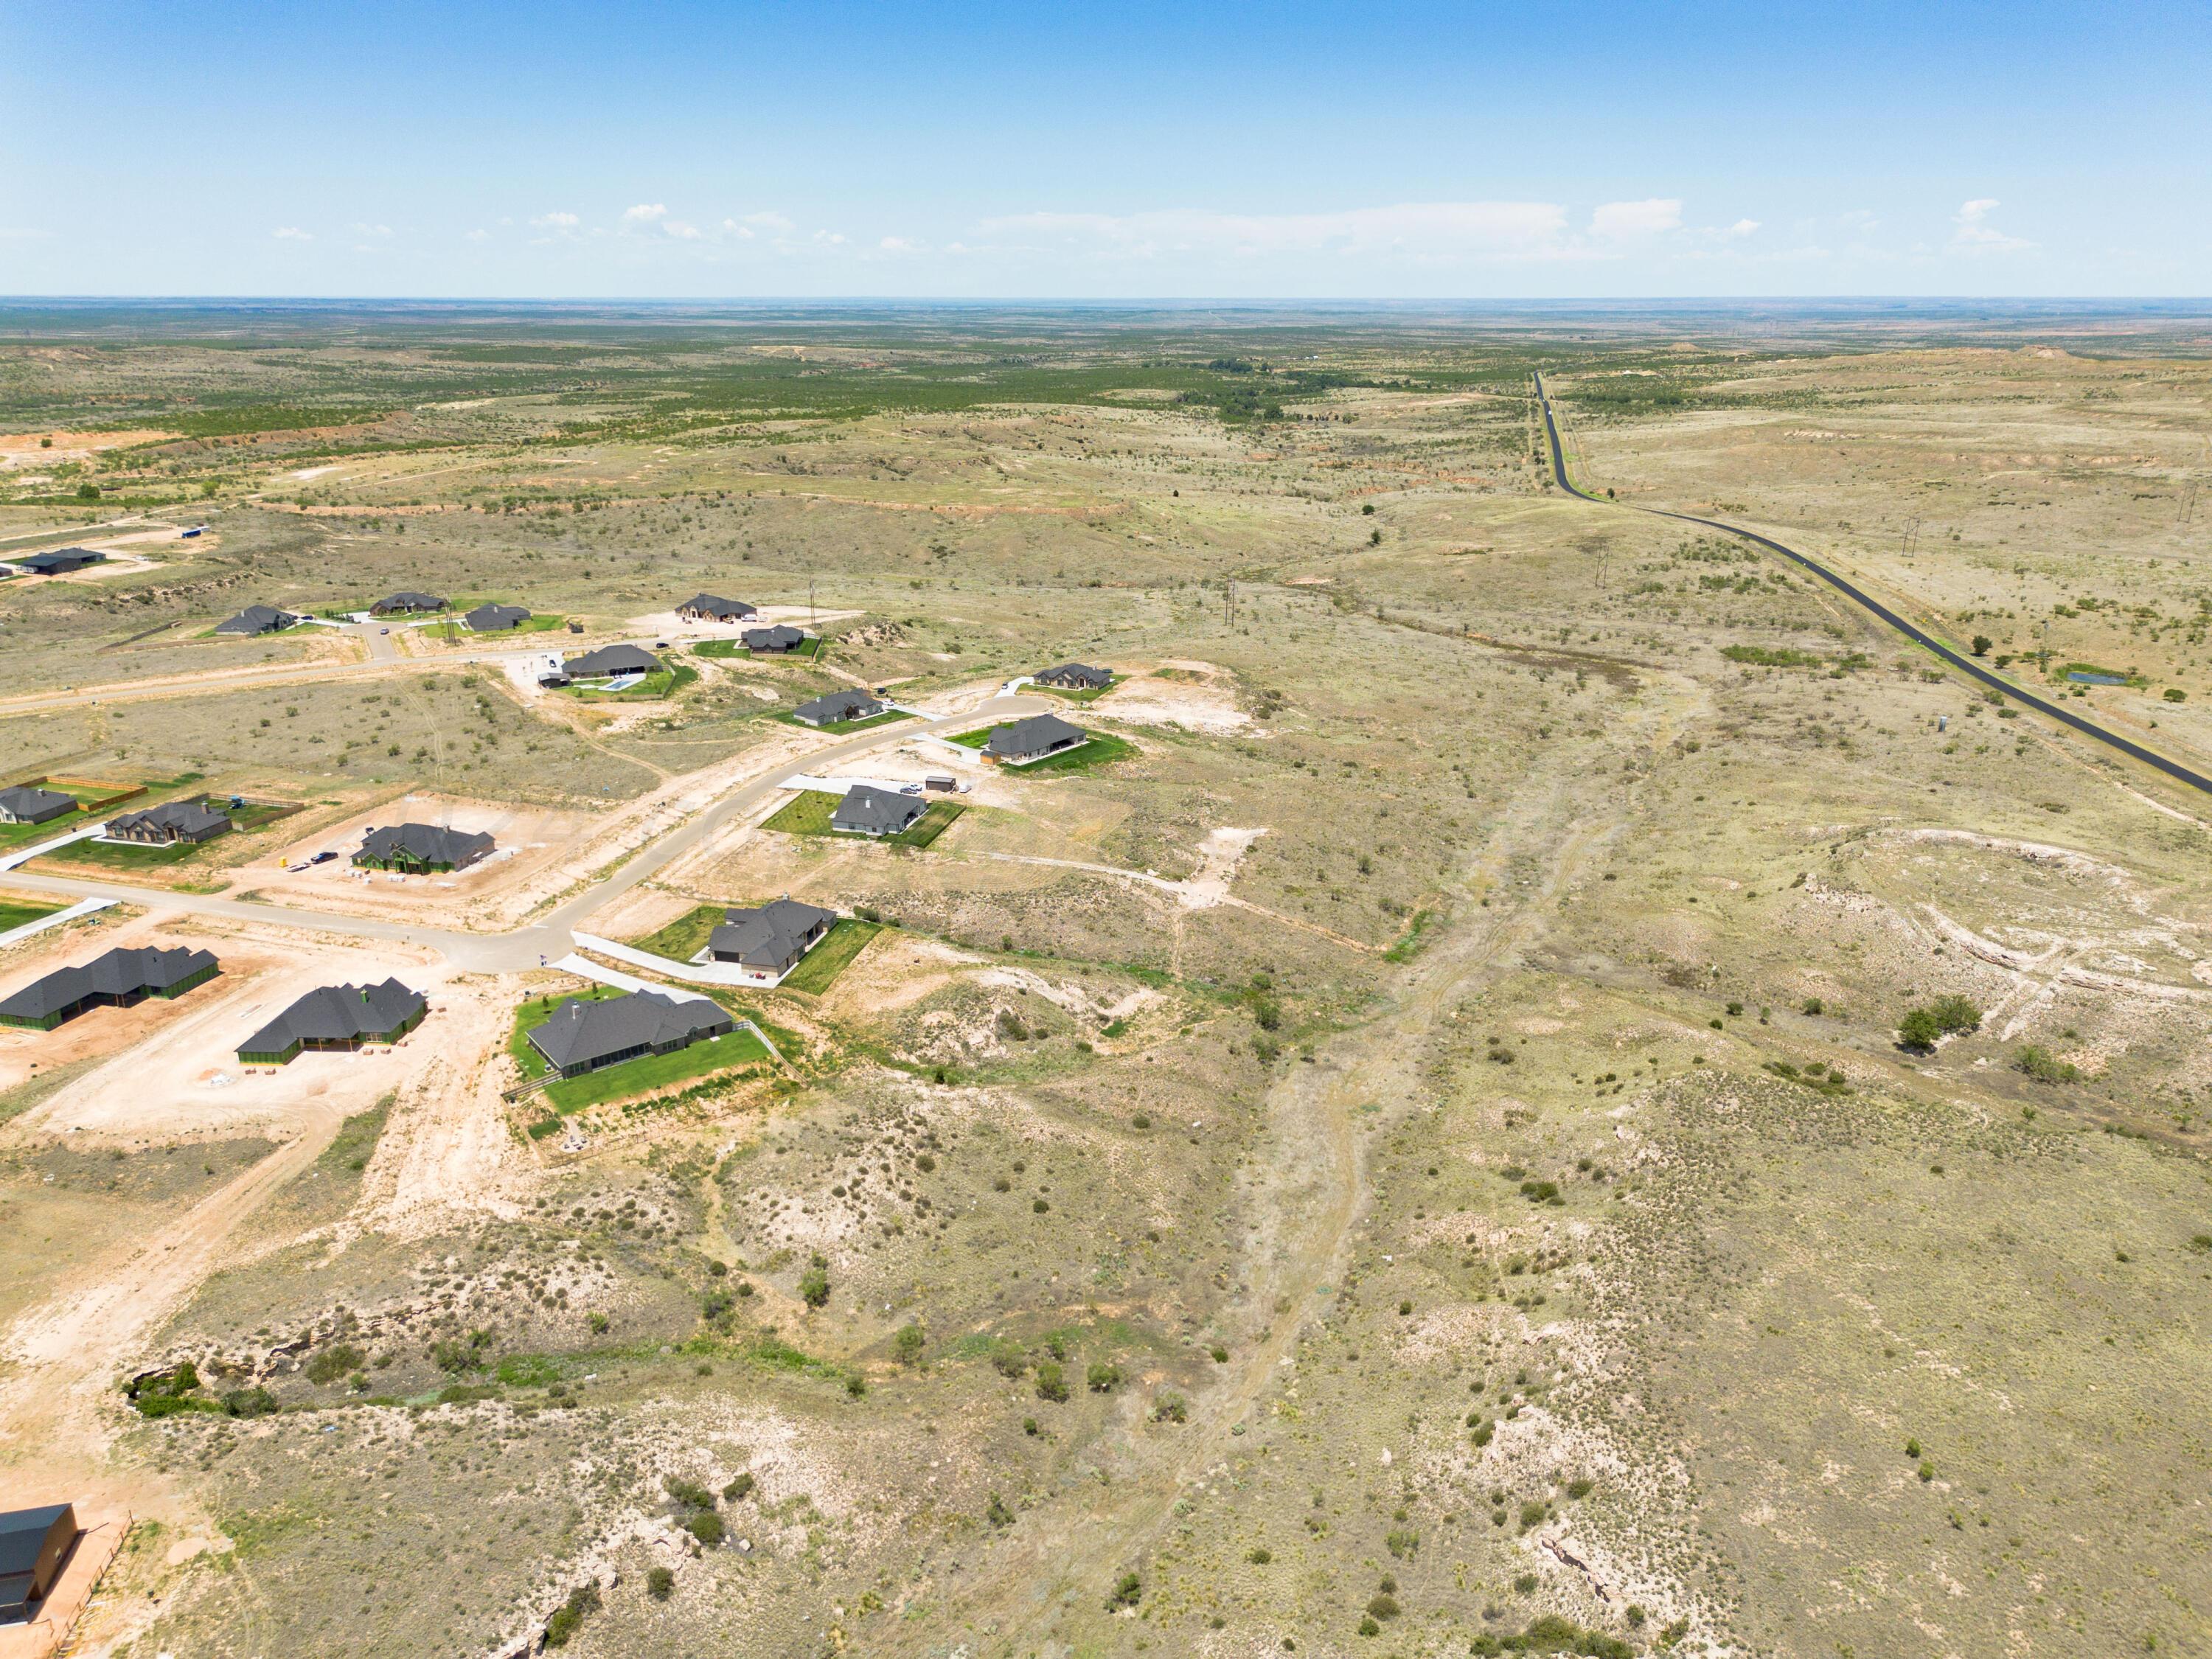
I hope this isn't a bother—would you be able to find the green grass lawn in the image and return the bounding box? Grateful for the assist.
[762,789,964,846]
[566,661,693,700]
[945,734,1133,773]
[38,835,204,868]
[774,708,913,736]
[628,902,726,963]
[896,800,966,848]
[0,807,86,849]
[1031,675,1124,703]
[0,898,61,933]
[543,1025,768,1113]
[692,639,745,659]
[779,919,882,995]
[761,790,842,835]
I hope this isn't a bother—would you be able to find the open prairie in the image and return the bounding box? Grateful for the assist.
[1,302,2210,1659]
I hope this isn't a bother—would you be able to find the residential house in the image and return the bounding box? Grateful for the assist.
[465,602,531,632]
[354,822,495,873]
[0,1503,77,1624]
[237,978,427,1064]
[0,946,220,1030]
[524,990,734,1079]
[792,689,883,727]
[983,712,1088,763]
[709,897,835,983]
[214,605,303,636]
[0,785,74,825]
[1034,662,1113,691]
[15,549,104,576]
[561,644,661,680]
[678,594,757,622]
[832,784,925,838]
[105,800,233,845]
[370,592,447,616]
[742,625,807,654]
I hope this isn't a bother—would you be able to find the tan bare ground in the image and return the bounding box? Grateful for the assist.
[0,430,178,468]
[0,913,281,1098]
[243,793,596,925]
[12,933,448,1145]
[813,931,982,1018]
[1094,670,1252,733]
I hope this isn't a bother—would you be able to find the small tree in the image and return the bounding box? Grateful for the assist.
[799,1254,831,1309]
[1971,635,1992,655]
[893,1323,925,1366]
[1035,1360,1069,1402]
[646,1565,675,1600]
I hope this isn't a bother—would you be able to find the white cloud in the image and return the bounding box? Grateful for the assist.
[1590,198,1683,238]
[532,211,580,230]
[271,226,313,241]
[465,228,490,243]
[724,211,793,240]
[352,223,393,238]
[664,220,701,240]
[813,229,847,246]
[1951,197,2033,254]
[621,203,668,226]
[982,201,1571,260]
[1722,218,1760,238]
[877,235,920,254]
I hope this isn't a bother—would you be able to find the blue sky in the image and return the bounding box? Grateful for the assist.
[4,0,2206,298]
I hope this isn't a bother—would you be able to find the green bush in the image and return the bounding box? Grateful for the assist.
[1152,1391,1187,1423]
[1365,1592,1401,1620]
[723,1472,756,1502]
[893,1323,925,1365]
[1248,1546,1272,1564]
[1107,1571,1141,1609]
[1035,1360,1069,1402]
[799,1253,831,1308]
[1899,995,1981,1051]
[1087,1361,1121,1394]
[543,1582,601,1646]
[646,1565,675,1600]
[987,1492,1015,1528]
[305,1343,366,1385]
[681,1509,726,1545]
[223,1386,279,1418]
[664,1476,714,1509]
[2016,1044,2082,1082]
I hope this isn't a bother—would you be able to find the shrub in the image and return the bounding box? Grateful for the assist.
[305,1342,366,1385]
[1519,1500,1547,1529]
[1566,1476,1594,1500]
[799,1254,831,1308]
[1035,1361,1069,1402]
[990,1339,1028,1379]
[1801,996,1823,1015]
[1384,1528,1418,1558]
[543,1582,601,1646]
[222,1386,278,1418]
[893,1323,925,1365]
[2166,687,2187,702]
[1470,1420,1494,1447]
[681,1509,726,1545]
[1900,994,1981,1049]
[987,1492,1015,1528]
[1513,1572,1539,1593]
[1365,1593,1401,1620]
[1107,1571,1141,1609]
[1152,1391,1187,1423]
[646,1565,675,1600]
[1358,1616,1381,1637]
[723,1472,755,1502]
[664,1477,714,1509]
[1087,1360,1121,1394]
[1211,1344,1230,1363]
[2016,1044,2082,1082]
[1248,1546,1273,1564]
[587,1312,609,1334]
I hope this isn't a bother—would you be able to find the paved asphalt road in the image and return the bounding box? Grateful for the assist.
[0,692,1046,973]
[1531,371,2212,800]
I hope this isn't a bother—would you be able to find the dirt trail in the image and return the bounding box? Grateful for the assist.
[0,1099,348,1516]
[913,742,1630,1652]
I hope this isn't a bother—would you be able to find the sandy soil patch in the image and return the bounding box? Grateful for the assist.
[12,934,449,1146]
[242,793,596,928]
[1096,670,1251,734]
[815,931,982,1018]
[0,430,177,469]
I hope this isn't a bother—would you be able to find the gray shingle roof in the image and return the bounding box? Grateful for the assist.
[561,644,661,678]
[106,800,232,841]
[0,946,218,1023]
[679,594,756,620]
[742,625,806,653]
[0,785,74,824]
[524,990,733,1073]
[832,785,924,836]
[15,548,103,575]
[214,605,300,636]
[1034,662,1113,689]
[793,689,883,726]
[465,602,530,631]
[710,897,835,970]
[240,978,425,1054]
[984,712,1088,759]
[371,591,446,614]
[358,822,495,869]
